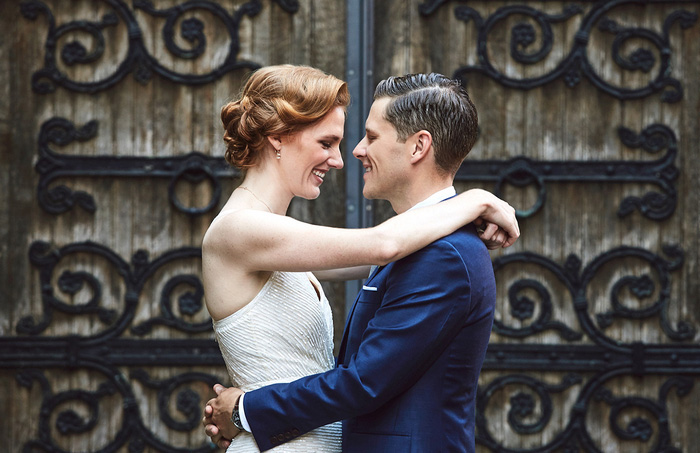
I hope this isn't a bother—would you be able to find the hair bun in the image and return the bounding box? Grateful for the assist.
[221,100,255,168]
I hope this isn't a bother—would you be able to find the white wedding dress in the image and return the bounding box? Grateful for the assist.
[212,270,342,452]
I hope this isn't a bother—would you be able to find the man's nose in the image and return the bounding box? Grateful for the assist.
[352,138,367,159]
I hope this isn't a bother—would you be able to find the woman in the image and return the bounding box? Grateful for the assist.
[202,65,517,451]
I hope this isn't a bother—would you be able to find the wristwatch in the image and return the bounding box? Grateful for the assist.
[231,396,244,431]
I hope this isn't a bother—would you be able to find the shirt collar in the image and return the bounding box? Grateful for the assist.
[408,186,457,211]
[368,186,457,280]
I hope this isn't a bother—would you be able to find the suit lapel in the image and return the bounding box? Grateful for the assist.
[366,265,383,284]
[336,265,385,366]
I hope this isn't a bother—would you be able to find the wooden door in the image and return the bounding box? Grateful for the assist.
[1,0,699,452]
[1,0,347,451]
[372,1,700,452]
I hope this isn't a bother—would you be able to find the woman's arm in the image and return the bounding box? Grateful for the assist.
[203,188,518,273]
[312,266,372,282]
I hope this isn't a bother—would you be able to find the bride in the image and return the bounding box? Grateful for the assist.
[201,65,518,451]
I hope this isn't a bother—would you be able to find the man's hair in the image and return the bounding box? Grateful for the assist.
[374,73,478,175]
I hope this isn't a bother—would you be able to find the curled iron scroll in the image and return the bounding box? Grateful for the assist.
[20,0,300,94]
[16,368,222,452]
[493,244,693,345]
[455,123,679,221]
[19,240,204,338]
[34,118,238,216]
[419,0,698,103]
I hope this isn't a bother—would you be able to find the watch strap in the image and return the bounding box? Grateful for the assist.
[231,396,244,430]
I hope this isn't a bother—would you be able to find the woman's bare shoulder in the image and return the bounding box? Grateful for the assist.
[204,209,267,245]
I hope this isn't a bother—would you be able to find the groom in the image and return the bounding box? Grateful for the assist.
[203,73,515,452]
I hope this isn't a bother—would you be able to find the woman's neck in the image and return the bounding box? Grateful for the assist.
[236,168,292,215]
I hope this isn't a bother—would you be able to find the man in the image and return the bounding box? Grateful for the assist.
[204,73,517,452]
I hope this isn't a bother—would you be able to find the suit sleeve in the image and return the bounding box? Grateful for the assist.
[244,240,473,451]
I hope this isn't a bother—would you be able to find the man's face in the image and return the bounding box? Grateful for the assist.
[352,97,411,203]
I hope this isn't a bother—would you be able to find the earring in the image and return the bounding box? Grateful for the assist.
[276,148,281,160]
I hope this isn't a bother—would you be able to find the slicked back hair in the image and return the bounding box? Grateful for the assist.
[374,73,478,175]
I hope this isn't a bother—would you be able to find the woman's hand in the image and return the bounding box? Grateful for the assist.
[474,219,510,250]
[465,189,520,248]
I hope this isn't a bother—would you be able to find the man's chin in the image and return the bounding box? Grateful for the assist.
[362,186,379,200]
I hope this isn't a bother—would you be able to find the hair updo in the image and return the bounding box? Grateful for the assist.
[221,65,350,168]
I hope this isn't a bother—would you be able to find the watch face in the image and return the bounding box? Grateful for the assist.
[231,408,243,430]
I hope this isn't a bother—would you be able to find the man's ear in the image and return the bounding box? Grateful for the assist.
[409,130,433,164]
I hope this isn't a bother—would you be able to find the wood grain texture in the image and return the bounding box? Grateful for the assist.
[1,0,698,451]
[373,2,699,452]
[1,0,347,450]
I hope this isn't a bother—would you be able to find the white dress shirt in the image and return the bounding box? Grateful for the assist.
[409,186,456,211]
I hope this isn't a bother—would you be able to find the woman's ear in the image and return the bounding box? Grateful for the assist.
[409,130,433,164]
[267,135,282,151]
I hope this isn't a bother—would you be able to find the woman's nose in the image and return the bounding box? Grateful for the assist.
[329,146,344,169]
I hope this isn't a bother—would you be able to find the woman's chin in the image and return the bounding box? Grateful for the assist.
[298,188,321,200]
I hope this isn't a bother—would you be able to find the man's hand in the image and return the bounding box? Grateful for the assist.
[203,402,231,450]
[202,384,243,449]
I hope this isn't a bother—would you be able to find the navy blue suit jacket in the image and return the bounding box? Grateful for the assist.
[244,224,496,452]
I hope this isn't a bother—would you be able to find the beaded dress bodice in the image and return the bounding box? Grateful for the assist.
[212,271,341,452]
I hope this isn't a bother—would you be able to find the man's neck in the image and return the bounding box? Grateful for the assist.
[390,178,455,214]
[407,186,456,212]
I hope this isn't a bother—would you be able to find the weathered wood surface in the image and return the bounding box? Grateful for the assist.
[1,0,346,450]
[375,1,700,452]
[1,0,699,451]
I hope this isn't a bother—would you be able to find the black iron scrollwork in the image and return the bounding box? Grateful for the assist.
[1,240,698,452]
[35,118,678,220]
[419,0,698,103]
[131,369,221,432]
[20,0,300,94]
[574,374,693,453]
[22,241,691,343]
[3,240,225,451]
[477,243,697,450]
[15,369,126,452]
[456,123,679,220]
[477,373,582,448]
[18,240,206,337]
[615,124,679,220]
[35,117,238,215]
[10,2,700,452]
[584,245,688,341]
[493,244,693,345]
[594,377,691,451]
[131,274,211,335]
[35,118,100,214]
[495,278,583,341]
[483,241,697,452]
[475,371,694,452]
[14,367,223,452]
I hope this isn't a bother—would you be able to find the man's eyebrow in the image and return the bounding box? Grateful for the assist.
[365,127,377,135]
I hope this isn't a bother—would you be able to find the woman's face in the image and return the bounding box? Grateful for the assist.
[279,106,345,199]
